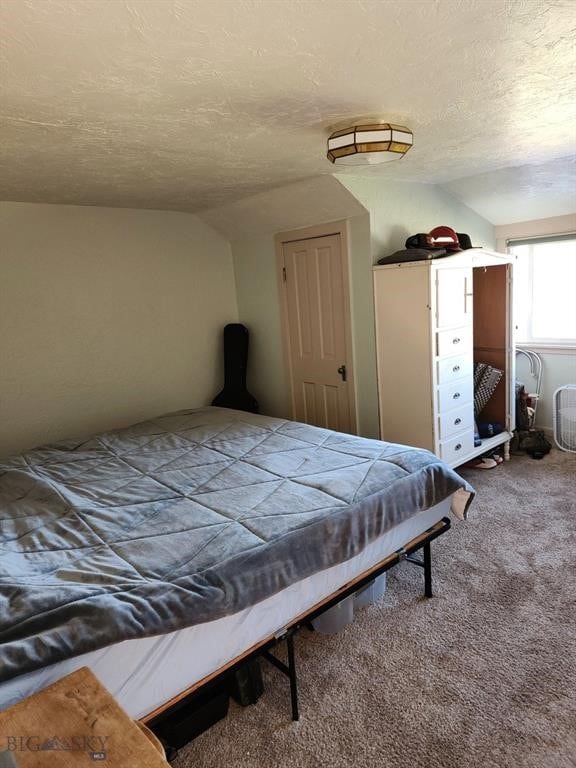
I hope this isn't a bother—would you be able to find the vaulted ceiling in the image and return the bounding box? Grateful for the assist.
[1,0,575,223]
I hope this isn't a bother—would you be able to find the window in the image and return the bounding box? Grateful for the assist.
[508,235,576,347]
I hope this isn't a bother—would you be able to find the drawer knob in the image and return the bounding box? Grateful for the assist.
[455,443,462,451]
[453,365,460,372]
[453,337,460,344]
[453,392,461,399]
[454,417,462,425]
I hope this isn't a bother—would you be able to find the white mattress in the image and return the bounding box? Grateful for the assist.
[0,499,451,719]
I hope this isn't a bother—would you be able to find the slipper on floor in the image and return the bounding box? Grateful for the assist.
[464,457,499,470]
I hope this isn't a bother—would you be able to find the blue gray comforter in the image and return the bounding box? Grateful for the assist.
[0,408,473,682]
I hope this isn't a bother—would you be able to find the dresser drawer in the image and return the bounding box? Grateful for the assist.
[438,403,474,440]
[436,353,473,386]
[439,431,475,463]
[437,379,473,413]
[436,326,473,358]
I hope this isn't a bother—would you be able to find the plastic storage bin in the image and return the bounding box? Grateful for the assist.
[354,573,387,608]
[311,594,355,634]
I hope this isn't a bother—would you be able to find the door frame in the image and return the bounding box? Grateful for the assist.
[275,220,358,434]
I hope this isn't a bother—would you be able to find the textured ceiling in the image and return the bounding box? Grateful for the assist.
[443,157,576,225]
[199,175,367,241]
[1,0,575,217]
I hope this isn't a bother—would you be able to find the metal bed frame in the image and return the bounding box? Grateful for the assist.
[145,515,451,744]
[260,516,450,721]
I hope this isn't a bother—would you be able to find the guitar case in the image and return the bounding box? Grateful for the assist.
[211,324,259,414]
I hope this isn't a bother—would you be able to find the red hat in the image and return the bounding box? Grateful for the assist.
[428,226,462,251]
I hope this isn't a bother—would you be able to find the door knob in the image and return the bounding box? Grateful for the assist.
[337,365,347,382]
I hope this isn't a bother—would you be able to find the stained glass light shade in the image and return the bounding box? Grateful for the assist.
[327,123,413,165]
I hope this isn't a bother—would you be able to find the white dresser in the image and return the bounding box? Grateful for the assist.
[373,249,515,468]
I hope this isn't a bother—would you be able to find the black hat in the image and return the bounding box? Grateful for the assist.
[457,233,476,250]
[405,233,434,249]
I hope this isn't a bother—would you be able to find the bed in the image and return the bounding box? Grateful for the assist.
[0,407,473,720]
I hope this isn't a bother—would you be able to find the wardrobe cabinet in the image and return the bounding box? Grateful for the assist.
[373,249,515,468]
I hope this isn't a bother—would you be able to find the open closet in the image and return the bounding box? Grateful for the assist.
[373,249,515,468]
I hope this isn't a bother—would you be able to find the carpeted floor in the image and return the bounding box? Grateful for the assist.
[173,449,576,768]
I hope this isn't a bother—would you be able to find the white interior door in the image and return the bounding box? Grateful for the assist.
[282,233,353,433]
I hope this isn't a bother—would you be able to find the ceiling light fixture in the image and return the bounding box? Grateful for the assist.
[327,122,413,165]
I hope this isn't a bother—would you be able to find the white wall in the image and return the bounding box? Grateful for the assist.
[516,352,576,433]
[495,213,576,432]
[231,232,288,419]
[213,176,495,439]
[0,202,237,457]
[207,177,369,426]
[338,176,496,258]
[336,176,496,437]
[495,213,576,253]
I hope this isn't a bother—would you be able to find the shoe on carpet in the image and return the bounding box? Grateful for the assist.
[464,457,499,470]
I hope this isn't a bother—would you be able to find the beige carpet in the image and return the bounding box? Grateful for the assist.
[174,449,576,768]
